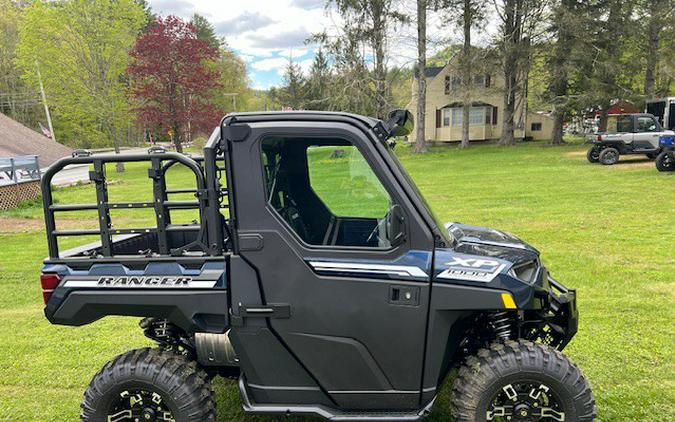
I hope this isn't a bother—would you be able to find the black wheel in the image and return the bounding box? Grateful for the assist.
[81,348,216,422]
[451,340,596,422]
[598,147,619,165]
[586,147,600,163]
[655,151,675,172]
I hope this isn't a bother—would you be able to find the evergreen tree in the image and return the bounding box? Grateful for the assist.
[305,49,331,110]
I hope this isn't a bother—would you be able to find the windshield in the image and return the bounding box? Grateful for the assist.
[382,140,452,244]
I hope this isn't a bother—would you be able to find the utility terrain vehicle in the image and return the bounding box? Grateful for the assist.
[40,110,596,422]
[586,113,674,165]
[655,135,674,172]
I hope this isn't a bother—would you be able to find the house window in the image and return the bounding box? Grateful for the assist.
[452,107,487,126]
[444,76,450,95]
[451,76,462,91]
[442,109,451,127]
[531,122,542,131]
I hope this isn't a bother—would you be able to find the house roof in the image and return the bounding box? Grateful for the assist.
[424,67,444,78]
[442,101,495,108]
[0,112,72,167]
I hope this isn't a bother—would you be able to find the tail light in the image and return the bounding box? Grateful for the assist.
[40,273,60,304]
[596,135,602,142]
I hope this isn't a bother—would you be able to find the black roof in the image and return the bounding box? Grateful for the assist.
[424,67,444,78]
[442,101,495,108]
[223,111,381,129]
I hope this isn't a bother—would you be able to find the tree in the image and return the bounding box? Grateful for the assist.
[16,0,146,161]
[330,0,407,119]
[275,57,307,110]
[128,16,221,153]
[413,0,428,153]
[445,0,486,148]
[306,49,332,110]
[191,13,221,50]
[211,46,251,113]
[640,0,673,97]
[494,0,546,146]
[0,0,42,128]
[547,0,581,144]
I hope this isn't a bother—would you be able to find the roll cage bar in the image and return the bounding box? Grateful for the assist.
[41,129,231,259]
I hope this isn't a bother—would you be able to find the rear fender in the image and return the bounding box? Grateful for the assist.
[43,261,228,333]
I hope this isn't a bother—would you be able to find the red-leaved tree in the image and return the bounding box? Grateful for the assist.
[128,16,221,152]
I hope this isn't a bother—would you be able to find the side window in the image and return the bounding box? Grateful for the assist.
[606,116,633,133]
[261,137,395,248]
[636,116,658,132]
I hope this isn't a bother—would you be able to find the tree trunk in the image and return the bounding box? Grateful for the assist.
[644,0,660,97]
[498,0,520,146]
[549,0,574,145]
[173,122,183,153]
[373,4,387,120]
[460,0,472,148]
[414,0,428,153]
[551,113,565,145]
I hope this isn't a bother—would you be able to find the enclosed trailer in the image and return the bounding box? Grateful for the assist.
[646,97,675,130]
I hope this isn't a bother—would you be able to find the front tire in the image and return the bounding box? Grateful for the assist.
[451,340,596,422]
[586,147,600,163]
[599,147,619,165]
[655,151,675,172]
[81,348,216,422]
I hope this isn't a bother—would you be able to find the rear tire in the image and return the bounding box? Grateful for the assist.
[586,147,600,163]
[599,147,619,165]
[80,348,216,422]
[655,151,675,172]
[451,340,596,422]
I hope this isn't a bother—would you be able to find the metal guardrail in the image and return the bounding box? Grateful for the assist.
[0,155,41,184]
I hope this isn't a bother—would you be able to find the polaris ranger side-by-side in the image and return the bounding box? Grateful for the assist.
[40,110,596,422]
[586,113,674,165]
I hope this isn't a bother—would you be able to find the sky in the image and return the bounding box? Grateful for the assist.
[147,0,493,90]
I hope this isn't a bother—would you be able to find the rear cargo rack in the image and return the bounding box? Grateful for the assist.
[42,138,230,259]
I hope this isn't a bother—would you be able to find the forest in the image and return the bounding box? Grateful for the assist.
[1,0,673,152]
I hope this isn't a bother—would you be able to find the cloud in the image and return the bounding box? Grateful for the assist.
[150,0,194,17]
[214,12,276,35]
[247,28,313,50]
[290,0,326,9]
[251,57,290,75]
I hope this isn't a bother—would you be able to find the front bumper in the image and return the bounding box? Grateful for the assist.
[523,275,579,351]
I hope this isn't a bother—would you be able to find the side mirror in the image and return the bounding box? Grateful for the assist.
[386,109,414,137]
[387,204,406,247]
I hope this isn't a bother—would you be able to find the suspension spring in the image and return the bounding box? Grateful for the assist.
[489,311,514,341]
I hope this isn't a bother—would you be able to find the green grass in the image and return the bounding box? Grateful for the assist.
[0,139,673,421]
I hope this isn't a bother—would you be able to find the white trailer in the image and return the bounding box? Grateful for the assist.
[646,97,675,130]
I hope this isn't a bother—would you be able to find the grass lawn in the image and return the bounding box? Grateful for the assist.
[0,139,673,421]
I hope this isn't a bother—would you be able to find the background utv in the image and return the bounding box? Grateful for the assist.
[39,110,596,422]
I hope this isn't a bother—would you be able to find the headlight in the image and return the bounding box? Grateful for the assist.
[508,260,540,284]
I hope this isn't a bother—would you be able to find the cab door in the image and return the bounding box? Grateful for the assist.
[633,115,662,149]
[228,121,435,411]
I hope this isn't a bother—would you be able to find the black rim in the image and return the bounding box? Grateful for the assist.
[486,381,566,422]
[107,389,175,422]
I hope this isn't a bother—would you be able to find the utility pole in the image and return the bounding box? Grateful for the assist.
[36,61,56,143]
[222,93,238,111]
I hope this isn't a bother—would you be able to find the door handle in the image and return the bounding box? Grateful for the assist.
[241,303,291,318]
[389,285,420,306]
